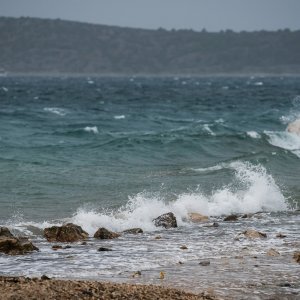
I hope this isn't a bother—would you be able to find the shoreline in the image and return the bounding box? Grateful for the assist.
[0,276,217,300]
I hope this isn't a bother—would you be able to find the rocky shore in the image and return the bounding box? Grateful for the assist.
[0,276,217,300]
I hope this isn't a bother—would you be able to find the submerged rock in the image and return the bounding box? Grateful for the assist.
[44,223,88,243]
[242,229,267,239]
[188,213,209,223]
[0,235,39,255]
[293,251,300,263]
[153,212,177,229]
[223,214,238,221]
[94,228,120,239]
[267,248,280,257]
[276,233,287,238]
[98,247,112,252]
[199,260,210,266]
[122,228,143,234]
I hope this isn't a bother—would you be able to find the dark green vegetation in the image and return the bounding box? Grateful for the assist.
[0,16,300,74]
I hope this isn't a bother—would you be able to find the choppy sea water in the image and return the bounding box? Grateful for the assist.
[0,76,299,299]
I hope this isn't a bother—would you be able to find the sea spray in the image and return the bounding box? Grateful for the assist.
[70,162,287,234]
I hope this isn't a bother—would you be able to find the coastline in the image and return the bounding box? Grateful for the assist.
[0,276,216,300]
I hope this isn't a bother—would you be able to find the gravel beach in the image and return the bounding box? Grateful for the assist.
[0,276,217,300]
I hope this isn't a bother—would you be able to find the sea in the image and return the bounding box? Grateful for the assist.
[0,75,299,299]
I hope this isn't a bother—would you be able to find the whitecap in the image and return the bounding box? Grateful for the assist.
[84,126,99,134]
[203,124,216,136]
[246,131,261,139]
[114,115,125,120]
[44,107,67,116]
[265,130,300,158]
[1,87,8,92]
[254,82,263,86]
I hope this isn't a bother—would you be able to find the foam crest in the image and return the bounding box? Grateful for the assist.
[247,131,261,139]
[44,107,67,116]
[265,130,300,158]
[70,162,287,233]
[84,126,99,134]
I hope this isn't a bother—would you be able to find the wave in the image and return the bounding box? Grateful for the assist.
[83,126,99,134]
[114,115,125,120]
[246,131,261,139]
[265,130,300,158]
[5,161,287,236]
[43,107,67,116]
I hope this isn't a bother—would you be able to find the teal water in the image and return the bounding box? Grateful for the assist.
[0,76,300,298]
[0,76,299,224]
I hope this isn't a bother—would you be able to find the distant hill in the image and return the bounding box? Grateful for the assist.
[0,17,300,75]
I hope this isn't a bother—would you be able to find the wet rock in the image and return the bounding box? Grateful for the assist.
[153,212,177,229]
[52,245,63,250]
[0,227,14,238]
[41,275,50,280]
[154,235,161,240]
[204,222,219,228]
[44,223,88,243]
[276,233,287,238]
[242,229,267,239]
[187,213,209,223]
[293,251,300,263]
[199,260,210,266]
[0,236,39,255]
[94,228,120,239]
[241,213,253,219]
[63,245,72,249]
[98,247,112,251]
[131,271,141,277]
[223,214,238,221]
[180,245,188,250]
[279,282,292,287]
[81,241,87,245]
[287,119,300,135]
[267,248,280,257]
[122,228,143,234]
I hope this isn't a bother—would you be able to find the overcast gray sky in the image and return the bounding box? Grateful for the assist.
[0,0,300,32]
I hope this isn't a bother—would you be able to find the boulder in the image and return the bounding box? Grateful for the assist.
[122,228,143,234]
[153,212,177,229]
[287,119,300,135]
[44,223,88,243]
[242,229,267,239]
[93,228,120,239]
[187,213,209,223]
[0,236,39,255]
[224,214,238,221]
[0,227,14,238]
[98,247,112,251]
[293,251,300,263]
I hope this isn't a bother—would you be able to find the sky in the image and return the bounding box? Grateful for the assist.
[0,0,300,32]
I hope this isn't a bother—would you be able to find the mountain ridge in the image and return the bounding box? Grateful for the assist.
[0,16,300,75]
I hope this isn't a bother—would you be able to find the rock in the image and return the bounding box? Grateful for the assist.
[266,248,280,257]
[93,228,120,239]
[204,222,219,228]
[199,260,210,266]
[180,245,188,250]
[159,271,165,279]
[122,228,143,234]
[241,213,253,219]
[63,245,72,249]
[153,212,177,229]
[0,236,39,255]
[131,271,141,278]
[41,275,50,280]
[81,241,87,245]
[224,214,238,221]
[44,223,88,243]
[0,227,14,238]
[98,247,112,251]
[293,251,300,263]
[187,213,209,223]
[276,233,287,238]
[287,119,300,135]
[52,245,63,250]
[154,235,161,240]
[242,229,267,239]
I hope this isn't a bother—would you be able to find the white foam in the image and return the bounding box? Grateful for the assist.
[254,82,263,86]
[84,126,99,134]
[70,161,287,234]
[247,131,261,139]
[1,87,8,92]
[44,107,66,116]
[265,130,300,158]
[114,115,125,120]
[203,124,216,136]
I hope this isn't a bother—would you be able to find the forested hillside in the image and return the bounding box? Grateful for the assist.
[0,17,300,74]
